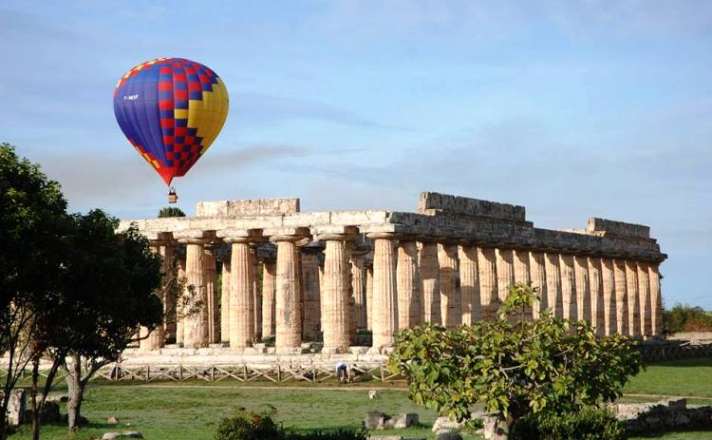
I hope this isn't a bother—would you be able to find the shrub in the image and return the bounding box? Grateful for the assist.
[215,409,367,440]
[389,284,640,437]
[510,406,624,440]
[214,409,282,440]
[284,429,367,440]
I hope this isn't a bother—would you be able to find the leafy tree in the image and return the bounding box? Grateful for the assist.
[0,143,68,440]
[58,211,163,429]
[158,206,186,218]
[389,284,641,439]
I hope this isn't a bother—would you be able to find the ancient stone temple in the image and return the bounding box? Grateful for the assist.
[120,192,666,356]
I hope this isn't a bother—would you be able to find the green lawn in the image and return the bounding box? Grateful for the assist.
[8,358,712,440]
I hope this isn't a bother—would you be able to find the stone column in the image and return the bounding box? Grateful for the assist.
[223,235,254,349]
[344,241,357,344]
[529,252,547,319]
[613,259,629,335]
[176,256,186,346]
[250,248,262,341]
[272,234,303,352]
[204,244,218,344]
[559,254,577,321]
[637,262,652,337]
[649,264,662,336]
[458,245,479,324]
[397,240,421,330]
[351,254,368,330]
[220,258,231,344]
[544,253,563,318]
[176,232,208,348]
[301,245,322,341]
[495,248,514,304]
[438,243,460,328]
[625,260,641,337]
[513,250,532,320]
[368,233,398,351]
[601,258,617,336]
[262,261,277,339]
[140,241,164,351]
[588,257,604,335]
[574,256,590,323]
[419,241,441,325]
[320,234,351,352]
[366,263,374,330]
[159,240,176,344]
[477,248,498,320]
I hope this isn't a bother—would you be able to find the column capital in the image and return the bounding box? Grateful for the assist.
[266,227,310,243]
[366,232,396,240]
[174,229,214,245]
[217,228,262,244]
[144,231,174,244]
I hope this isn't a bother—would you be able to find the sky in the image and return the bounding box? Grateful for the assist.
[1,1,710,308]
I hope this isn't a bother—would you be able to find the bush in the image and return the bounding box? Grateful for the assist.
[284,429,367,440]
[663,304,712,334]
[215,409,366,440]
[510,407,624,440]
[214,409,282,440]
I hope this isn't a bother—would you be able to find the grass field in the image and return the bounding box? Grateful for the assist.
[8,358,712,440]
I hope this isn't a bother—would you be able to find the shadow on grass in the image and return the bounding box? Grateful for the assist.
[644,358,712,368]
[631,429,712,438]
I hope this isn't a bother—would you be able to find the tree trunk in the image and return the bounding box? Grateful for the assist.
[482,414,513,440]
[66,355,85,431]
[31,358,41,440]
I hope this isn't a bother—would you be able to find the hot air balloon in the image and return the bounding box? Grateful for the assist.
[113,57,229,203]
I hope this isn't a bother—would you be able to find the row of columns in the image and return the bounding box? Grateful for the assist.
[140,232,663,353]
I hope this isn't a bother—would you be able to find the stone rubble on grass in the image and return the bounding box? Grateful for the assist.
[364,411,419,430]
[612,398,712,434]
[101,431,144,439]
[431,416,465,432]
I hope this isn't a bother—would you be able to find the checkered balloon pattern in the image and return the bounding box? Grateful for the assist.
[113,58,229,185]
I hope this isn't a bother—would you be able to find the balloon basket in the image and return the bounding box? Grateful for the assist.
[168,187,178,204]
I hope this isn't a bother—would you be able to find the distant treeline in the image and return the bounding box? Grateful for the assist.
[664,304,712,334]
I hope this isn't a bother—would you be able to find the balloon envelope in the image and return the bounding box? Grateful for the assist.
[113,57,229,185]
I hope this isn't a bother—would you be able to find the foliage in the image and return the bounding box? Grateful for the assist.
[158,207,186,218]
[389,283,641,436]
[510,406,625,440]
[214,408,367,440]
[284,429,367,440]
[57,211,163,429]
[0,143,69,440]
[663,304,712,334]
[214,408,282,440]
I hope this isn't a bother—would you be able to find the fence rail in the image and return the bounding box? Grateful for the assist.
[1,362,403,385]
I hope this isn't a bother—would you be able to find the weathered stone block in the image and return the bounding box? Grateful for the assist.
[418,192,526,222]
[196,198,300,217]
[587,217,650,239]
[3,389,25,426]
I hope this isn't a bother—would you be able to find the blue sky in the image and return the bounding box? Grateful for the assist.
[1,1,710,308]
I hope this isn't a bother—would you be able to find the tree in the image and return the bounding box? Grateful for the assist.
[58,211,163,429]
[0,143,68,440]
[158,206,186,218]
[388,284,641,439]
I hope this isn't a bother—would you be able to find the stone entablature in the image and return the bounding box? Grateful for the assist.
[122,195,664,263]
[121,192,667,354]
